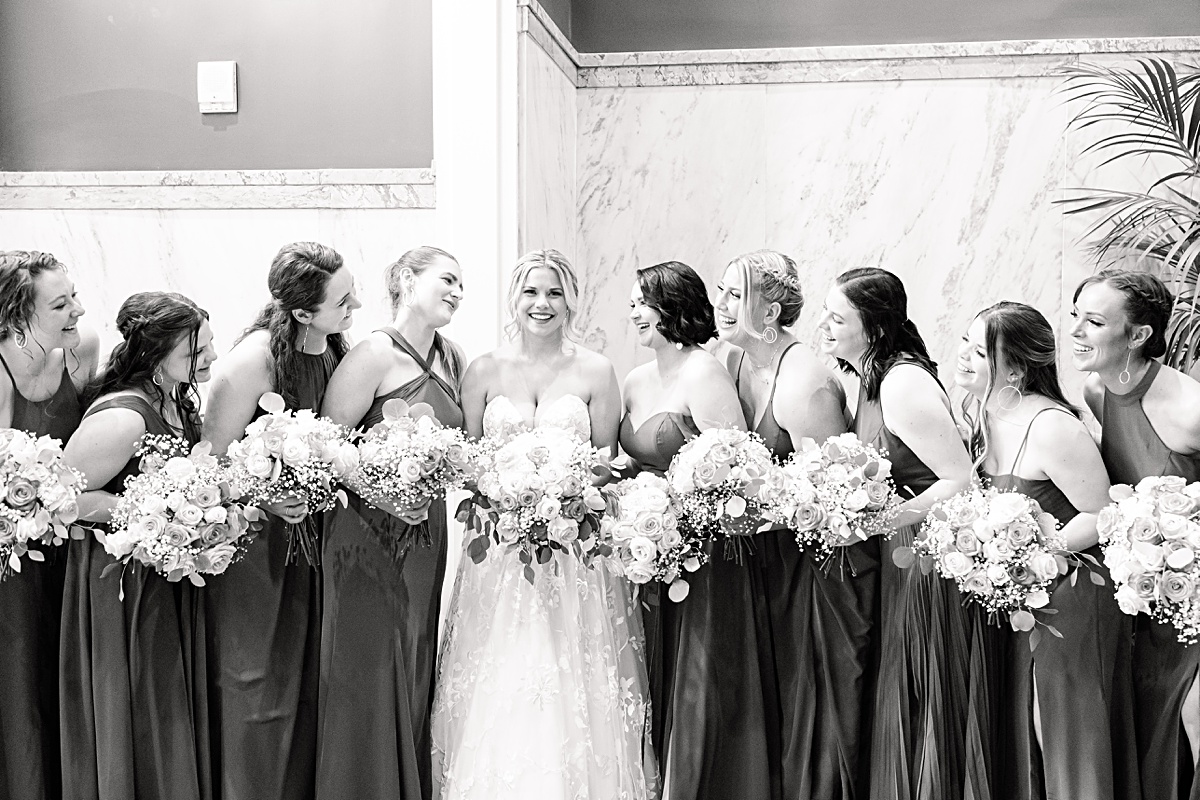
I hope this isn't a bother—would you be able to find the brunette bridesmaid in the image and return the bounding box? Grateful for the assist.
[317,247,465,800]
[958,301,1137,800]
[202,243,359,800]
[620,261,749,799]
[0,252,97,800]
[714,250,870,800]
[1073,269,1196,800]
[817,268,978,800]
[60,292,218,800]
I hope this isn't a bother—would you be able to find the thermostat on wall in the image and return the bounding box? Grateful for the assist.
[197,61,238,114]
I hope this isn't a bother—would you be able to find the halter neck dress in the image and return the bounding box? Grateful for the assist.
[318,329,463,800]
[206,347,338,800]
[857,360,991,800]
[0,350,82,800]
[1099,360,1200,800]
[985,406,1138,800]
[59,393,210,800]
[621,393,779,800]
[731,345,874,800]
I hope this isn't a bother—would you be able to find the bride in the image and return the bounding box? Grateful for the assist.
[431,249,657,799]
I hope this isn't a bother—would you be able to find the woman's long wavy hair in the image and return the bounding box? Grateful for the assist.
[86,292,208,439]
[960,302,1078,469]
[239,242,350,409]
[0,250,84,372]
[834,267,935,401]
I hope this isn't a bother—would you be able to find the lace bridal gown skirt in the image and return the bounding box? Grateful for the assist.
[431,539,658,799]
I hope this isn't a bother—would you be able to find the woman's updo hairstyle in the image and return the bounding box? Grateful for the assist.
[240,242,350,409]
[637,261,718,347]
[385,246,458,313]
[0,251,68,344]
[505,249,584,341]
[834,267,934,401]
[1073,268,1173,360]
[728,249,804,337]
[87,292,208,438]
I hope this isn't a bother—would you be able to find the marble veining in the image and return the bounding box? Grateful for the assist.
[518,1,579,85]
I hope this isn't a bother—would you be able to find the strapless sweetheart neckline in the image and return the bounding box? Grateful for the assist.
[483,394,591,442]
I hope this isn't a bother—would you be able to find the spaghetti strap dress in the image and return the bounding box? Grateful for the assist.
[986,406,1138,800]
[858,361,993,800]
[1100,360,1199,800]
[317,329,462,800]
[620,408,771,800]
[731,346,874,800]
[0,351,81,800]
[205,348,338,800]
[59,394,210,800]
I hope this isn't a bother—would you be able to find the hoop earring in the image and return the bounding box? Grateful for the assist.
[997,383,1022,412]
[13,330,27,349]
[762,326,778,344]
[1119,349,1133,385]
[152,369,164,387]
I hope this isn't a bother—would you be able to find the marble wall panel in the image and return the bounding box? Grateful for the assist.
[518,32,578,261]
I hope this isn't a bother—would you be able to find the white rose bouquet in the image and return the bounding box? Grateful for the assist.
[1098,476,1200,644]
[897,486,1069,634]
[103,435,263,593]
[225,392,358,566]
[665,428,777,560]
[0,428,86,580]
[347,397,472,549]
[602,472,705,602]
[459,426,608,584]
[762,434,899,558]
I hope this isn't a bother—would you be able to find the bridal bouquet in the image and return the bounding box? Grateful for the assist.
[603,472,705,602]
[0,428,85,580]
[225,392,357,566]
[759,433,899,558]
[460,426,608,584]
[103,436,263,592]
[666,428,777,557]
[897,486,1067,632]
[1098,476,1200,644]
[347,397,472,546]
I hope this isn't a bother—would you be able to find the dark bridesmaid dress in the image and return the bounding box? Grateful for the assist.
[1100,360,1199,800]
[858,361,994,800]
[205,349,338,800]
[620,409,774,800]
[729,345,875,800]
[59,394,210,800]
[0,352,81,800]
[986,406,1138,800]
[316,329,462,800]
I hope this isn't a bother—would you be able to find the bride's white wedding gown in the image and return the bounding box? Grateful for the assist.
[431,395,656,799]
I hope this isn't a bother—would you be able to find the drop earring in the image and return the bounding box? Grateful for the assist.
[301,324,310,353]
[13,330,27,349]
[1119,349,1133,386]
[762,326,778,345]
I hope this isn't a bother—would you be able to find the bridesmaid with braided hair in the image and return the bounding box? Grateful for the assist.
[60,291,218,800]
[1072,269,1200,800]
[203,242,359,800]
[0,251,97,800]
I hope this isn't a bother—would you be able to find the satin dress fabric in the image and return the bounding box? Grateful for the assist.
[0,352,81,800]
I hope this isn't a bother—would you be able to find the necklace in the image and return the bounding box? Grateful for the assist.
[745,342,784,386]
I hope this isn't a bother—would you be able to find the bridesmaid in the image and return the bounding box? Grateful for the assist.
[317,246,464,800]
[957,301,1138,800]
[816,268,977,800]
[713,250,870,800]
[202,242,359,800]
[0,251,97,800]
[1072,269,1198,800]
[60,292,218,800]
[620,260,750,799]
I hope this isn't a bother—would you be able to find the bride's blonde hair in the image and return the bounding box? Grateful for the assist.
[504,249,584,342]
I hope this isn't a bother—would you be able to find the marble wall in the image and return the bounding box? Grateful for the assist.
[567,37,1200,409]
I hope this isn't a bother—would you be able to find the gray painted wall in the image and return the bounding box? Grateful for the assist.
[539,0,572,38]
[571,0,1200,52]
[0,0,433,171]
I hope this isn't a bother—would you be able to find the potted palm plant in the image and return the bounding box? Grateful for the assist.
[1059,58,1200,375]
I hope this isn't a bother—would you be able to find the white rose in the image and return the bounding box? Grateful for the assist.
[535,497,561,521]
[1115,583,1151,616]
[203,506,228,524]
[627,536,658,566]
[940,551,973,578]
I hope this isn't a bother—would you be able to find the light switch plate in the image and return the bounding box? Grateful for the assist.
[197,61,238,114]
